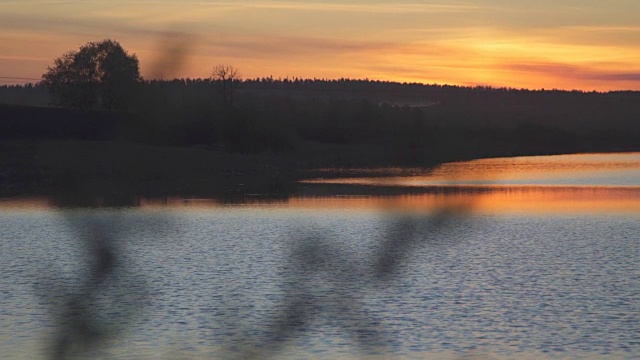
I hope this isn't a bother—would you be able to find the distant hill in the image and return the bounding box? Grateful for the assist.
[2,78,638,157]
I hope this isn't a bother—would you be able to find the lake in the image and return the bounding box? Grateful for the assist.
[1,152,639,359]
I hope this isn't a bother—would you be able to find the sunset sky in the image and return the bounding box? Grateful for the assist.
[1,0,639,91]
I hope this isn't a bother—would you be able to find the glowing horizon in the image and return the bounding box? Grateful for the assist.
[1,1,640,91]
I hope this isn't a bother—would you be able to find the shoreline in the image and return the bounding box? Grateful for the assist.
[1,139,638,204]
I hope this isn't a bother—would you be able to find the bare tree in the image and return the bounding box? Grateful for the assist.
[212,64,240,108]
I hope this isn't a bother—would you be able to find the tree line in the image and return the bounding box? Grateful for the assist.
[1,39,639,165]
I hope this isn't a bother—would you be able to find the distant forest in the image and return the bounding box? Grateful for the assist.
[2,78,639,165]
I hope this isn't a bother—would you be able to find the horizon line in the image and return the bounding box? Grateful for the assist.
[1,74,639,94]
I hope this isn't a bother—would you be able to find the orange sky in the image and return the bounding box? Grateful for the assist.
[1,1,640,91]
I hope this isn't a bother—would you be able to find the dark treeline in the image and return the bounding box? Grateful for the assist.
[0,83,50,107]
[0,104,120,141]
[1,77,639,167]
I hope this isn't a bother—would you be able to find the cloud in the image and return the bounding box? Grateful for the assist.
[0,55,50,62]
[505,61,640,83]
[201,33,395,59]
[247,1,480,14]
[562,25,640,32]
[587,72,640,82]
[506,62,582,76]
[0,13,167,39]
[113,1,483,14]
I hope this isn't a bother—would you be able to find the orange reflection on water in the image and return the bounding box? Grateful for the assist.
[1,153,639,214]
[463,186,640,214]
[283,187,640,214]
[0,197,52,210]
[306,152,640,187]
[0,187,639,214]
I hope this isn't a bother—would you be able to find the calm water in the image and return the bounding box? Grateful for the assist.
[1,153,639,359]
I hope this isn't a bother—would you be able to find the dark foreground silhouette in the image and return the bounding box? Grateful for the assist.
[2,77,639,199]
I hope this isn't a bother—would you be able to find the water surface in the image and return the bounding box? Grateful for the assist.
[300,152,640,213]
[1,152,639,359]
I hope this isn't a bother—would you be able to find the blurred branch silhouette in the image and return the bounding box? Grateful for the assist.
[147,31,195,81]
[226,203,471,359]
[49,214,122,359]
[38,179,471,360]
[34,33,188,358]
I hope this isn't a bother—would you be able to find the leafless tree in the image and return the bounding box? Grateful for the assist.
[212,64,240,107]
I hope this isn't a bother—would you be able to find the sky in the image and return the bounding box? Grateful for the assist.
[1,0,639,91]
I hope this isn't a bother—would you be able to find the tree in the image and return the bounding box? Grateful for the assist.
[212,64,240,108]
[42,39,141,112]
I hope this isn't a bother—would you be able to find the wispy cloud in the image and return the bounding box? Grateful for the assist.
[202,33,394,58]
[203,1,482,13]
[561,25,640,32]
[88,1,483,14]
[505,61,640,84]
